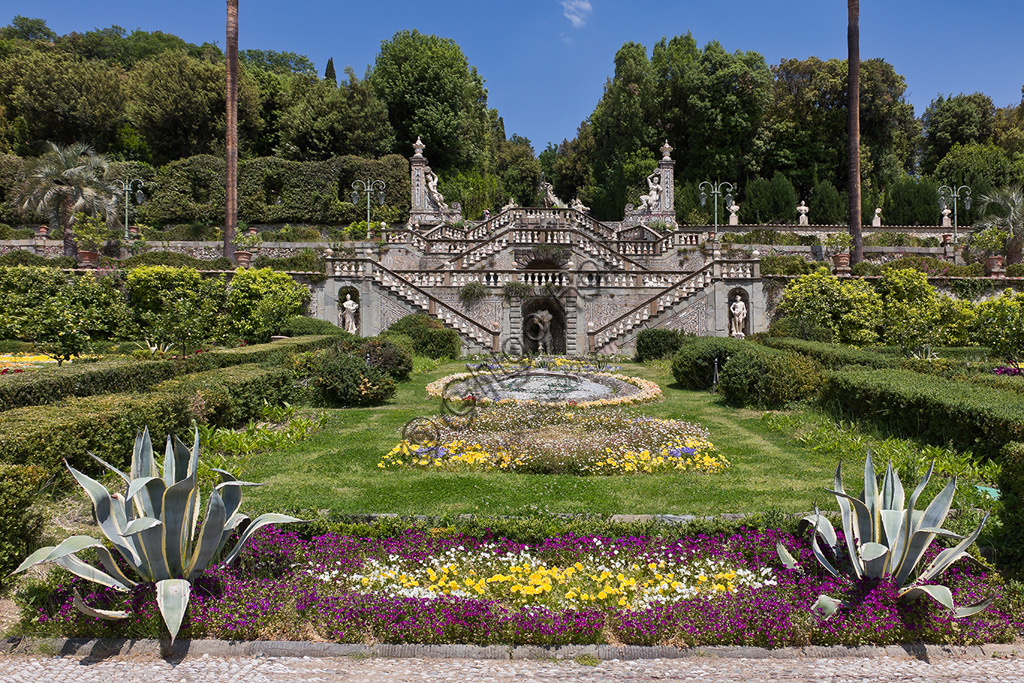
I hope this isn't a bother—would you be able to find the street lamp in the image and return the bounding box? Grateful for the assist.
[938,184,972,245]
[699,181,735,239]
[351,179,387,226]
[112,179,146,240]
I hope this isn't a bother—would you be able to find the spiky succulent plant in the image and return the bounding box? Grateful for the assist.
[12,428,301,642]
[777,452,994,618]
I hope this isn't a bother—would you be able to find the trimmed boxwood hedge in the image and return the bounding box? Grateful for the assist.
[0,463,46,584]
[0,364,294,476]
[635,329,688,362]
[718,345,820,409]
[760,338,903,370]
[819,368,1024,459]
[0,335,335,413]
[998,442,1024,565]
[670,337,747,390]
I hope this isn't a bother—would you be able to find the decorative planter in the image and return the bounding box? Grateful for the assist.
[270,335,290,342]
[831,252,851,275]
[77,250,99,267]
[985,255,1006,277]
[247,227,258,236]
[234,250,252,267]
[37,226,48,237]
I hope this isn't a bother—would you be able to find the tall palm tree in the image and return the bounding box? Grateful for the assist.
[848,0,863,264]
[976,186,1024,264]
[17,142,113,258]
[224,0,239,260]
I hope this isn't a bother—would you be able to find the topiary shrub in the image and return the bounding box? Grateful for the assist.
[121,251,234,270]
[0,250,76,268]
[227,267,310,342]
[298,347,395,407]
[360,336,413,382]
[385,314,460,358]
[717,345,820,409]
[379,331,414,356]
[997,441,1024,566]
[670,337,747,390]
[635,329,687,362]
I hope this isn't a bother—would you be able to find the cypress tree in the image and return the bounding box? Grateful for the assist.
[324,57,337,85]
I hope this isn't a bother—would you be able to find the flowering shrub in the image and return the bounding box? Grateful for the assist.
[380,404,725,475]
[22,528,1019,647]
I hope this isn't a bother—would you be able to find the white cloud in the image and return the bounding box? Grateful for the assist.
[561,1,593,29]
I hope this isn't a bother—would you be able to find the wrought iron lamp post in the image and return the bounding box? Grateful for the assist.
[112,179,145,240]
[351,179,387,226]
[699,181,735,239]
[938,184,972,245]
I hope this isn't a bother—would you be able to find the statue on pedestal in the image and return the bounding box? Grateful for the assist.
[873,207,883,227]
[342,294,359,335]
[729,295,747,339]
[637,173,662,213]
[797,201,809,226]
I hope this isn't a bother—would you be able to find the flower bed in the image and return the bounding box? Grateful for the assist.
[0,353,56,373]
[380,404,725,475]
[25,527,1020,646]
[426,371,661,409]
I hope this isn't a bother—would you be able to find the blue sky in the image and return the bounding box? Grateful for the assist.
[12,1,1024,151]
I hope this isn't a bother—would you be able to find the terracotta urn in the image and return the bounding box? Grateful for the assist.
[985,255,1006,277]
[831,252,851,274]
[78,250,99,267]
[234,250,252,268]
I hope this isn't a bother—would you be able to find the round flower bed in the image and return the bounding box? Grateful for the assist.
[381,403,726,475]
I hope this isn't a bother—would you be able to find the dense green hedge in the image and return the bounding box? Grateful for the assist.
[0,363,295,476]
[0,335,335,413]
[760,337,904,370]
[819,368,1024,459]
[635,329,688,362]
[718,345,820,409]
[0,463,46,586]
[998,442,1024,566]
[670,337,747,390]
[384,314,461,359]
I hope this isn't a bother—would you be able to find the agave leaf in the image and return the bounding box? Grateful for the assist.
[95,546,139,589]
[800,512,838,552]
[86,451,130,486]
[776,542,799,570]
[121,517,162,536]
[54,554,130,591]
[879,510,904,551]
[918,513,989,584]
[66,466,137,563]
[213,470,261,524]
[809,528,841,579]
[880,459,905,513]
[164,433,192,487]
[216,513,249,561]
[73,589,128,621]
[827,489,874,566]
[901,584,954,610]
[11,535,101,574]
[136,521,170,582]
[183,428,203,549]
[220,513,303,566]
[161,473,198,578]
[131,428,158,481]
[186,491,227,580]
[187,426,201,479]
[812,594,843,618]
[860,542,890,579]
[831,462,863,579]
[126,476,162,502]
[894,477,958,588]
[862,452,880,532]
[954,596,997,618]
[11,544,59,575]
[155,579,191,644]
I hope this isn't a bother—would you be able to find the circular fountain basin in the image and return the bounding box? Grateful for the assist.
[456,370,640,404]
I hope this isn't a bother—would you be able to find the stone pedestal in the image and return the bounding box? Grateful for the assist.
[408,136,461,226]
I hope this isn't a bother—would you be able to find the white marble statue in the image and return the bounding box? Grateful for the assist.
[533,310,554,354]
[425,169,449,211]
[570,197,590,213]
[797,201,809,226]
[941,207,952,228]
[638,173,662,213]
[541,182,564,209]
[728,202,740,226]
[873,207,883,227]
[729,295,747,339]
[342,294,359,334]
[501,197,519,213]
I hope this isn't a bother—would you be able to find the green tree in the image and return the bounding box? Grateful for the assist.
[58,25,208,68]
[0,50,127,154]
[127,50,261,164]
[21,287,92,366]
[875,268,940,355]
[277,68,395,160]
[545,120,596,208]
[495,134,541,207]
[883,176,941,226]
[809,179,847,225]
[15,142,114,257]
[742,172,798,223]
[324,57,336,85]
[0,15,56,42]
[974,289,1024,367]
[371,29,491,171]
[227,267,308,342]
[238,48,315,77]
[920,93,995,175]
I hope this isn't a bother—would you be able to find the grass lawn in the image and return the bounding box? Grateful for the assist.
[242,358,856,516]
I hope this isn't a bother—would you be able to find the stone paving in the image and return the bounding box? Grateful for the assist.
[1,652,1023,682]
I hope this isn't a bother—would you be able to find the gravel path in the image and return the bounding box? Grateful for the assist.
[1,646,1022,683]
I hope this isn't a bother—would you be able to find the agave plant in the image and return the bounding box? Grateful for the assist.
[12,428,301,642]
[776,452,993,618]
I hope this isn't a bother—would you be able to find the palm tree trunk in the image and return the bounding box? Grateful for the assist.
[224,0,239,260]
[61,196,77,259]
[848,0,863,264]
